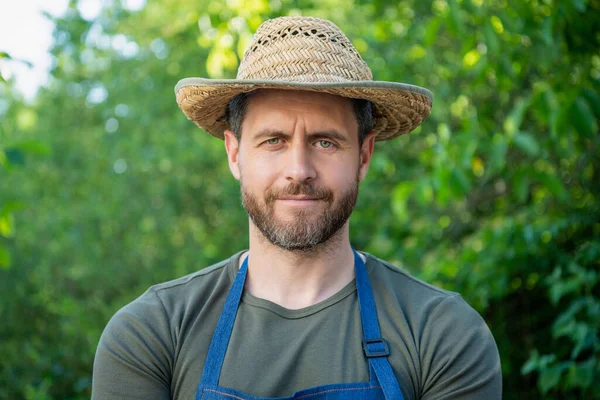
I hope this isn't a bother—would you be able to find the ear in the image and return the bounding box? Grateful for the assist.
[224,129,241,180]
[358,132,375,182]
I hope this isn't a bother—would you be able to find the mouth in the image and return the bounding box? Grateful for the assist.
[278,196,322,201]
[276,196,324,207]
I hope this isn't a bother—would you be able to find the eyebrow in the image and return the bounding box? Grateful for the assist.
[253,129,350,143]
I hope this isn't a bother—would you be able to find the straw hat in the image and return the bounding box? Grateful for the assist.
[175,16,433,141]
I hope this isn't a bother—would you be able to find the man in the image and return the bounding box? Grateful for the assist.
[92,16,501,399]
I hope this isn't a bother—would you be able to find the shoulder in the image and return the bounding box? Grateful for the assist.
[364,252,495,347]
[98,252,239,351]
[364,252,457,309]
[148,253,235,294]
[364,252,493,349]
[93,253,241,397]
[418,294,502,399]
[144,254,235,307]
[363,253,501,399]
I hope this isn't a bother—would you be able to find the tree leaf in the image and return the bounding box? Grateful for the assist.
[4,149,25,166]
[490,134,508,173]
[448,0,465,36]
[504,97,531,136]
[521,350,540,375]
[581,88,600,118]
[571,97,597,137]
[551,102,569,139]
[0,201,23,217]
[13,140,51,156]
[424,17,442,47]
[0,247,10,269]
[0,214,15,238]
[391,182,413,223]
[566,358,594,389]
[450,168,471,195]
[513,170,530,203]
[539,366,562,394]
[572,0,588,12]
[483,21,499,54]
[535,171,569,202]
[541,16,554,46]
[512,131,540,157]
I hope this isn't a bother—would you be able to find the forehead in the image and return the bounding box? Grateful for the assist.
[242,89,357,136]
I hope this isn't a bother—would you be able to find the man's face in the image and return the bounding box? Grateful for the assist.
[224,90,375,251]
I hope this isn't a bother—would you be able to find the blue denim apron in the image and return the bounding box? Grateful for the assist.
[194,250,405,400]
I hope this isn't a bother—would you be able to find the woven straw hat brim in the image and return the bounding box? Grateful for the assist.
[175,78,433,141]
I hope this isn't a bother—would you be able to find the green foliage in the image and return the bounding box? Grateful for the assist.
[0,0,598,398]
[521,240,600,396]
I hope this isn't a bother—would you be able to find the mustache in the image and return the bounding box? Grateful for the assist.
[266,182,334,202]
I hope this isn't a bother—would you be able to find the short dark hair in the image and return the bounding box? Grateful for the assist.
[226,90,374,146]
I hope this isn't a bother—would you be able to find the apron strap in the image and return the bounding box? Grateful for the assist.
[198,255,249,387]
[353,250,405,400]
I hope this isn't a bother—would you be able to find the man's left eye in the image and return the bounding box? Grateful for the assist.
[316,140,333,149]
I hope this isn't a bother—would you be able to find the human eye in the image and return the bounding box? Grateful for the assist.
[315,139,335,149]
[265,138,280,145]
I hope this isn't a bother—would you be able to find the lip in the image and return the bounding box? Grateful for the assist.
[278,196,321,200]
[276,197,323,206]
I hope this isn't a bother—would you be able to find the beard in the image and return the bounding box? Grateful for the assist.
[241,177,359,252]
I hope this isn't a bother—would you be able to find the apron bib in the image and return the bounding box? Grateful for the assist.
[195,250,404,400]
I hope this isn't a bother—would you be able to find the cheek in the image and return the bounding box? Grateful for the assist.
[239,154,279,188]
[322,157,360,184]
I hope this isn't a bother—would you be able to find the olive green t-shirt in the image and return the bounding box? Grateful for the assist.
[92,251,501,399]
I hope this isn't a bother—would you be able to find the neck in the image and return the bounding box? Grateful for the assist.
[240,222,357,310]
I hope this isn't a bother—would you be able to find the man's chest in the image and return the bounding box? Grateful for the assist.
[169,297,419,400]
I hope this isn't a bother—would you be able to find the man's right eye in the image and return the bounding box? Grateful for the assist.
[266,138,280,145]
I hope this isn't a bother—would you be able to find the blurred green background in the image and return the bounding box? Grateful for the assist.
[0,0,599,399]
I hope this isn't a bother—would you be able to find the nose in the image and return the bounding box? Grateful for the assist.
[284,142,317,183]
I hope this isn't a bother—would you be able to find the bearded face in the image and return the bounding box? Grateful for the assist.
[241,177,359,251]
[223,90,373,252]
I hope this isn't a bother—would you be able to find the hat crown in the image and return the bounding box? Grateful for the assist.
[237,16,373,82]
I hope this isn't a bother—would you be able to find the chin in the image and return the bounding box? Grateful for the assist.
[276,209,319,221]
